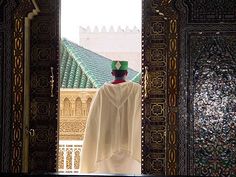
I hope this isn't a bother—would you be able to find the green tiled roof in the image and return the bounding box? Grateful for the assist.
[60,38,140,88]
[131,72,141,84]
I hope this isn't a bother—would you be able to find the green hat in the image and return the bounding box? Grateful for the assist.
[111,60,128,70]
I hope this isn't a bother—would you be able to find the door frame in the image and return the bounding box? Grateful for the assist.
[6,0,179,175]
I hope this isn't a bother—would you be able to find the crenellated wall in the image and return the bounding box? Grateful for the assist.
[79,26,141,72]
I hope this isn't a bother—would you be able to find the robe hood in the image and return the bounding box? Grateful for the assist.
[80,81,141,173]
[103,81,134,108]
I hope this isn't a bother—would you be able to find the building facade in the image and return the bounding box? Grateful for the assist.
[79,26,141,72]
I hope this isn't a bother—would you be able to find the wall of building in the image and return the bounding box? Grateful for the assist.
[59,88,97,140]
[79,26,141,72]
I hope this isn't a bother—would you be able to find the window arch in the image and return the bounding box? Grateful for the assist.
[63,98,71,116]
[86,97,92,115]
[75,97,82,116]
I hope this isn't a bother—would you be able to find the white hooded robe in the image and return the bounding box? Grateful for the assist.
[79,81,141,174]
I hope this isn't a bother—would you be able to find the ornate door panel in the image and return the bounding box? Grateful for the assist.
[142,0,236,176]
[9,0,59,173]
[28,0,59,172]
[188,33,236,176]
[177,0,236,176]
[11,0,37,172]
[0,0,19,172]
[142,0,178,175]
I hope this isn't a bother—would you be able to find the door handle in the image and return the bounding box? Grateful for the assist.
[25,128,35,137]
[50,67,54,97]
[144,66,149,98]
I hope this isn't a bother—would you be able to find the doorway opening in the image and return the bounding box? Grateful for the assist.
[58,0,142,173]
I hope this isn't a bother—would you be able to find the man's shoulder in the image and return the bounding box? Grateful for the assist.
[131,82,141,89]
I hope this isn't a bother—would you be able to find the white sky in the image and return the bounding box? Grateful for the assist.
[61,0,142,44]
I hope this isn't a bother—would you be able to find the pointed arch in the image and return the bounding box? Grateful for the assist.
[86,97,92,115]
[63,98,71,116]
[75,97,82,116]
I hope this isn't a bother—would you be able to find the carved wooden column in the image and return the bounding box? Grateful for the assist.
[142,0,179,175]
[11,0,37,172]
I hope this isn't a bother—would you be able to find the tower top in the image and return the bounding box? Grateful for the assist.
[79,26,140,33]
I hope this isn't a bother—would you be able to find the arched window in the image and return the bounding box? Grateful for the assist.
[63,98,71,116]
[86,97,92,115]
[75,97,82,116]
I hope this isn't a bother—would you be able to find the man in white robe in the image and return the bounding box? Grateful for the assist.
[79,61,141,174]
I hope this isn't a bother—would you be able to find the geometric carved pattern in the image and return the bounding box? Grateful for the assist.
[58,142,82,173]
[28,0,59,173]
[147,71,166,97]
[59,121,86,140]
[1,0,18,172]
[142,0,178,175]
[58,89,96,171]
[166,18,178,175]
[142,152,165,175]
[59,89,97,141]
[177,0,236,175]
[11,0,35,172]
[60,120,86,134]
[12,15,24,174]
[184,0,236,23]
[145,98,166,123]
[189,33,236,176]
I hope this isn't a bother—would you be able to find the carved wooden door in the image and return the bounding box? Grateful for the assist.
[177,0,236,176]
[142,0,236,176]
[9,0,59,173]
[27,0,59,172]
[2,0,235,175]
